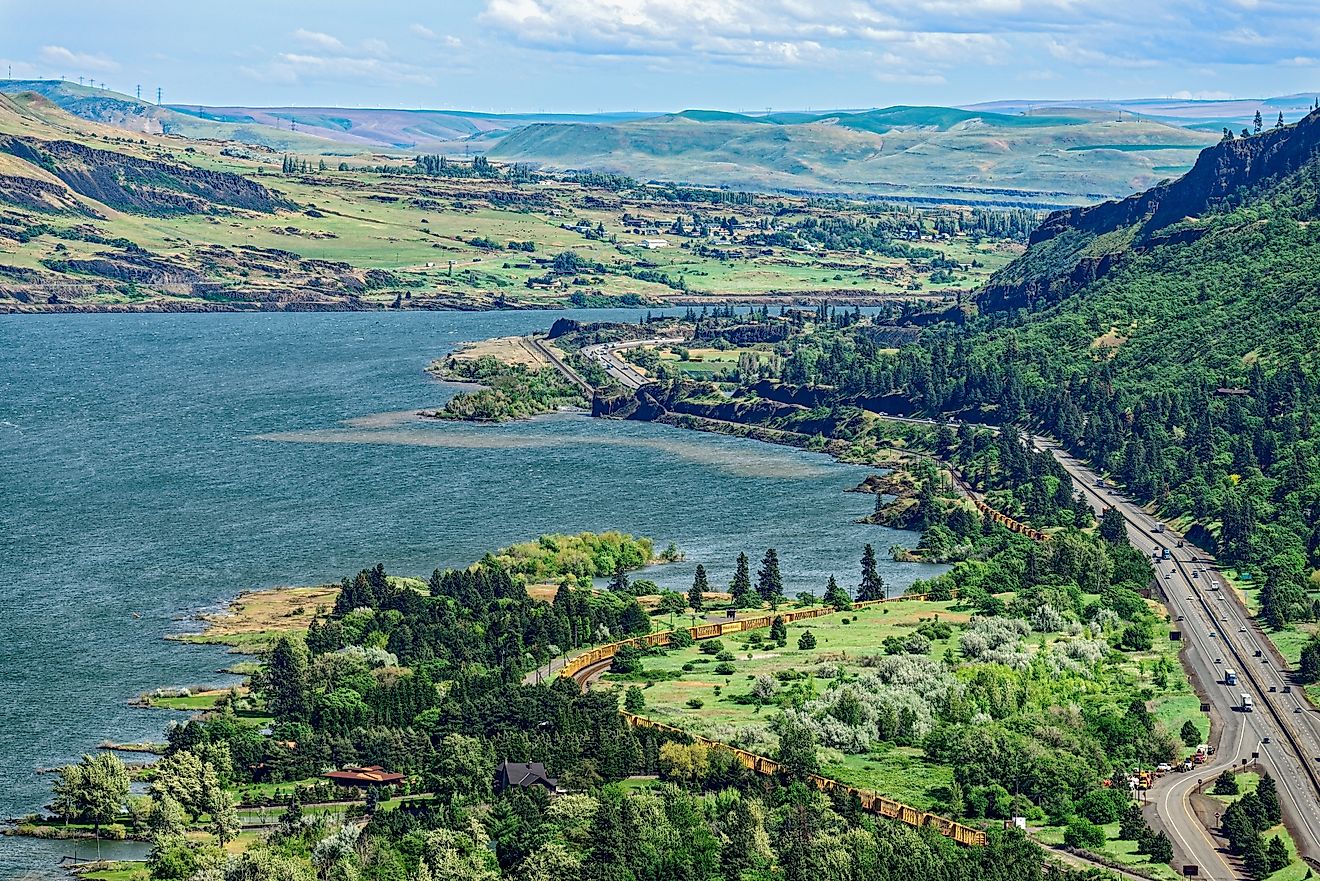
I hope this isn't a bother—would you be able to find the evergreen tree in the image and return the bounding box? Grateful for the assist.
[1299,638,1320,683]
[857,544,885,601]
[1266,835,1290,873]
[266,636,310,722]
[688,565,708,613]
[1254,110,1264,134]
[769,615,787,644]
[623,685,645,714]
[1179,719,1201,747]
[798,629,817,650]
[1243,837,1271,880]
[1254,772,1282,825]
[756,548,784,605]
[1213,770,1239,796]
[824,575,852,610]
[1099,506,1127,544]
[730,553,753,607]
[1118,803,1146,840]
[1146,830,1173,864]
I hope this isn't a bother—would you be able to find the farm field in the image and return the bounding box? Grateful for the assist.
[0,90,1028,312]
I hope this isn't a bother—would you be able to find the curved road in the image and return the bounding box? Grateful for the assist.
[580,337,685,390]
[549,339,1320,874]
[1035,438,1320,874]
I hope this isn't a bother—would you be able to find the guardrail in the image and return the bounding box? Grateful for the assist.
[555,593,986,847]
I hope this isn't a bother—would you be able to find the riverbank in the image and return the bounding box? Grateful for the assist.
[170,585,339,653]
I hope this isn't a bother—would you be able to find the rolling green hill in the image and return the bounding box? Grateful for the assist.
[491,109,1216,206]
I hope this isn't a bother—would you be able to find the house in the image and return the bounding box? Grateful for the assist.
[494,760,560,794]
[323,765,406,789]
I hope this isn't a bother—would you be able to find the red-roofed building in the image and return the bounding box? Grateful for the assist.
[324,765,405,788]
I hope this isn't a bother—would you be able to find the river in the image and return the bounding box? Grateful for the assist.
[0,309,942,877]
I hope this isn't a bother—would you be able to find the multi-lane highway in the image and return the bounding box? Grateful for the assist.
[1034,436,1320,876]
[580,337,684,389]
[560,339,1320,874]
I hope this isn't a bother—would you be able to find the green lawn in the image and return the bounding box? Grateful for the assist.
[1035,821,1180,881]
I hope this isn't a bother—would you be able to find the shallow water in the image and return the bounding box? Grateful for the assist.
[0,310,940,876]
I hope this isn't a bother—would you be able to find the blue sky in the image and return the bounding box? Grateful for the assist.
[2,0,1318,112]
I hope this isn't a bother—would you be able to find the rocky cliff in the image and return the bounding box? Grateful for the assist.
[980,108,1320,312]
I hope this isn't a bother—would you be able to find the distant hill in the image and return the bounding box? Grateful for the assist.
[489,107,1216,206]
[17,81,1320,204]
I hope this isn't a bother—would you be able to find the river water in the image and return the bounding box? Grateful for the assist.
[0,310,941,877]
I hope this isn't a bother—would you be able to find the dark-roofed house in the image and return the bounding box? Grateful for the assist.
[494,760,559,794]
[324,765,406,788]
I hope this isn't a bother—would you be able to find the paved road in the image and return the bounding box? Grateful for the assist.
[528,349,1320,872]
[580,337,685,390]
[863,413,1320,874]
[1033,437,1320,876]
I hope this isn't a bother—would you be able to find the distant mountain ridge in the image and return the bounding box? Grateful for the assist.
[11,79,1318,204]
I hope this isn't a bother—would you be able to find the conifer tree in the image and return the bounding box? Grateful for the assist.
[756,548,784,605]
[857,544,885,601]
[688,565,708,613]
[730,553,753,606]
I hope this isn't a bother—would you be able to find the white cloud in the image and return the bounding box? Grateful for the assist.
[476,0,1320,80]
[39,45,119,72]
[410,23,438,40]
[292,29,345,51]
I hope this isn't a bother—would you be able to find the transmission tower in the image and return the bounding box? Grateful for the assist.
[156,87,162,106]
[136,84,141,100]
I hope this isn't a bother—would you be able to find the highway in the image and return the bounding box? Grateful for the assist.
[579,337,685,390]
[1033,436,1320,876]
[554,337,1320,873]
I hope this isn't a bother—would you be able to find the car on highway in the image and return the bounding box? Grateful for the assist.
[1296,706,1304,713]
[1187,595,1194,600]
[1263,736,1271,744]
[1239,626,1247,632]
[1215,657,1222,664]
[1210,631,1218,638]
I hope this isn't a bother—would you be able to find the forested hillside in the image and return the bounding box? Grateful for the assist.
[770,112,1320,624]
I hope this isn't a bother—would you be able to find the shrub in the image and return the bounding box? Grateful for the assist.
[714,662,736,676]
[715,650,735,661]
[1076,788,1125,824]
[686,698,704,709]
[670,629,694,648]
[681,662,695,672]
[699,639,724,655]
[1064,817,1107,850]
